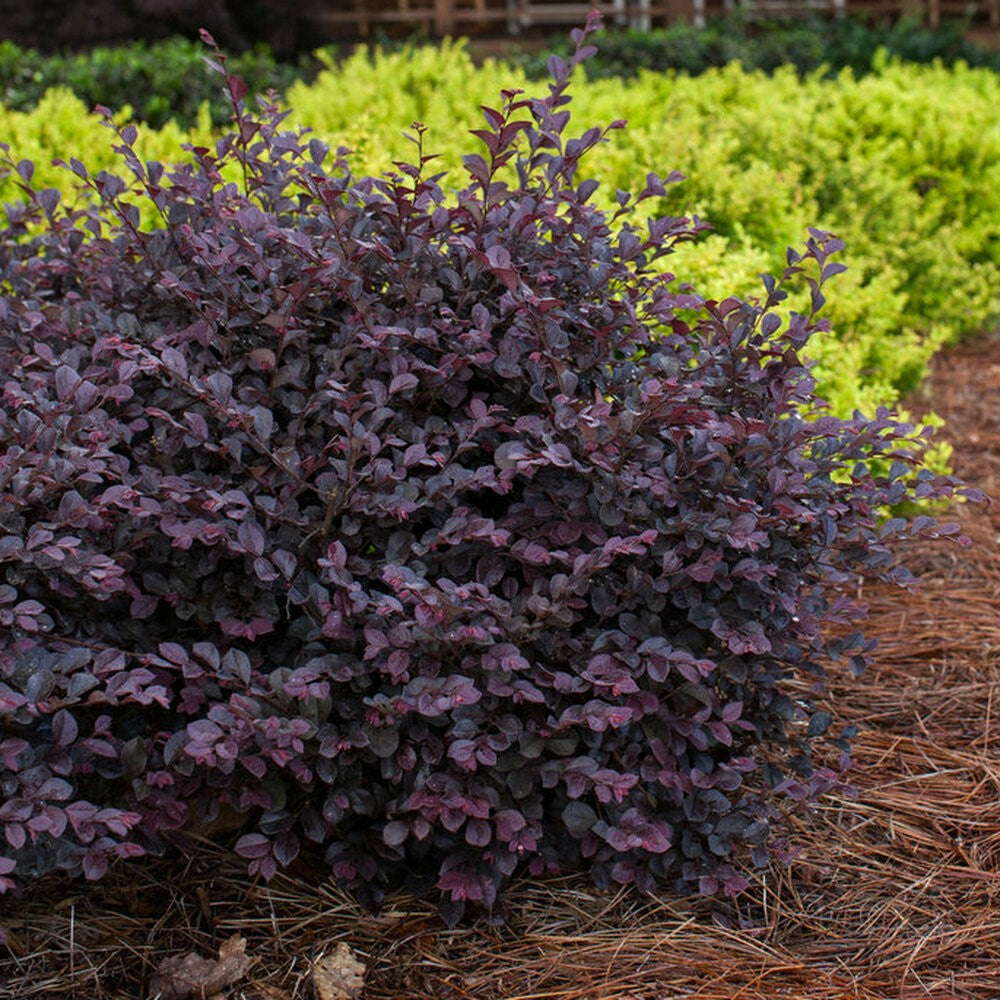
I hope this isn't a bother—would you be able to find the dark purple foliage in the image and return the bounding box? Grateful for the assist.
[0,18,980,919]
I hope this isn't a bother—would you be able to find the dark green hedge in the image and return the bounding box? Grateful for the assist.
[516,15,1000,80]
[0,36,315,129]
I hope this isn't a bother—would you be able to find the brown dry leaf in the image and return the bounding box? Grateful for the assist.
[311,943,366,1000]
[252,987,291,1000]
[148,933,253,1000]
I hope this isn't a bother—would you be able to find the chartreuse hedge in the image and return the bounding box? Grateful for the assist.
[2,43,998,419]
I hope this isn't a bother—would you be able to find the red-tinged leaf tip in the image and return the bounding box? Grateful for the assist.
[480,105,505,129]
[228,75,249,104]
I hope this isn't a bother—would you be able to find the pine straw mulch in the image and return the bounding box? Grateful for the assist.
[2,332,1000,1000]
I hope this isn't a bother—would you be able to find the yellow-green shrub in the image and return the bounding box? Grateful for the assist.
[0,88,215,227]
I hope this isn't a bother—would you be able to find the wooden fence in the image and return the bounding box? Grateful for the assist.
[315,0,1000,36]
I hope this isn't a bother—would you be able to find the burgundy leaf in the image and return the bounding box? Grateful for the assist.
[234,833,271,860]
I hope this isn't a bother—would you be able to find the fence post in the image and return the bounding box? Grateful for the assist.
[433,0,457,34]
[631,0,653,29]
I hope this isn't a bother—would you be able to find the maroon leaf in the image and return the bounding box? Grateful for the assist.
[234,833,270,860]
[228,76,249,104]
[51,710,79,747]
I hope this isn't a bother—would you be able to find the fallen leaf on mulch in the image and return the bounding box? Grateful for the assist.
[148,933,253,999]
[311,943,366,1000]
[252,986,291,1000]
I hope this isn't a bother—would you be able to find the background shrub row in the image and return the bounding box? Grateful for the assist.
[2,16,998,131]
[4,43,996,429]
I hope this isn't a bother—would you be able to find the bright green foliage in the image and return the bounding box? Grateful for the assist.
[0,88,215,226]
[2,42,998,423]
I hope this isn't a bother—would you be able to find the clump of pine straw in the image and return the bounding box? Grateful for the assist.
[2,333,999,999]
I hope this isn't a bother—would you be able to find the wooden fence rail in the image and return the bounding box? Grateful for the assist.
[315,0,1000,36]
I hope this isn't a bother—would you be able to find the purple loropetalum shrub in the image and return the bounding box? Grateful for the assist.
[0,16,982,920]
